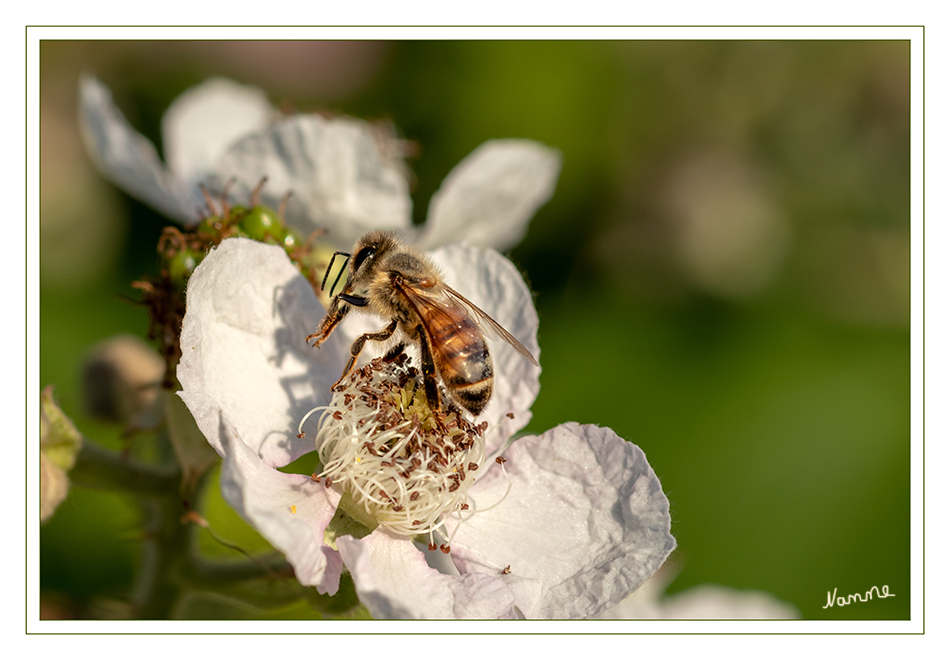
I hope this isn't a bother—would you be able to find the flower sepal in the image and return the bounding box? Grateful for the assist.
[323,495,378,547]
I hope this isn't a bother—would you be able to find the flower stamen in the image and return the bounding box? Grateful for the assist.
[304,353,487,538]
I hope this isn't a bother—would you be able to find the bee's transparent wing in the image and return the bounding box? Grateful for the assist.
[442,285,539,367]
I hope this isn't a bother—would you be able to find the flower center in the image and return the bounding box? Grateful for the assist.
[305,353,487,540]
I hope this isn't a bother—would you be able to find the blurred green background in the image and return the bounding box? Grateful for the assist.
[39,40,910,620]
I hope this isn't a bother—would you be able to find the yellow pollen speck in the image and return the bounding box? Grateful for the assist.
[290,505,297,514]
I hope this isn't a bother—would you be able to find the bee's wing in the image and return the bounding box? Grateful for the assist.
[390,279,472,337]
[442,284,539,367]
[395,283,490,381]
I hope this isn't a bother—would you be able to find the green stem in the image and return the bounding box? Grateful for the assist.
[70,440,180,497]
[130,495,193,619]
[69,438,194,618]
[178,555,306,612]
[67,439,358,618]
[181,554,295,586]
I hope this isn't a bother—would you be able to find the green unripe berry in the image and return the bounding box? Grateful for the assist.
[239,206,285,242]
[168,249,202,287]
[282,227,304,251]
[196,215,222,236]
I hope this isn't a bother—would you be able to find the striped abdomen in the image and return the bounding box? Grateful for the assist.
[427,313,494,415]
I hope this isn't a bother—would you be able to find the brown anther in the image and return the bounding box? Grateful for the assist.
[506,412,515,419]
[495,456,507,464]
[502,565,511,575]
[468,462,479,472]
[311,473,321,482]
[410,491,420,501]
[363,442,380,456]
[440,544,451,554]
[297,432,306,439]
[460,503,469,511]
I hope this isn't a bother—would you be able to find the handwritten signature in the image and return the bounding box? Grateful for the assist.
[823,584,895,609]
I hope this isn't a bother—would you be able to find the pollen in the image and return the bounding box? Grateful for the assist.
[302,353,486,539]
[290,505,297,514]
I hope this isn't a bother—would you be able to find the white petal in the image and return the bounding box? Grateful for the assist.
[655,585,800,619]
[449,423,676,619]
[216,115,412,248]
[419,140,562,251]
[337,529,537,619]
[597,583,800,620]
[161,77,274,188]
[78,75,204,223]
[217,411,343,594]
[177,238,347,467]
[589,570,667,619]
[429,243,541,455]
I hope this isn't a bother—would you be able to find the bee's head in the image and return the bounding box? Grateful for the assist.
[351,230,399,277]
[350,240,378,276]
[321,231,399,304]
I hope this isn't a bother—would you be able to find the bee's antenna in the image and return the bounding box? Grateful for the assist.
[321,251,351,297]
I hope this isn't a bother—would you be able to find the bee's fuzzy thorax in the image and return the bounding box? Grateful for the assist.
[309,229,535,417]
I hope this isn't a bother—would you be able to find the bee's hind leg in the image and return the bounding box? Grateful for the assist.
[415,331,442,413]
[331,319,398,391]
[382,342,407,363]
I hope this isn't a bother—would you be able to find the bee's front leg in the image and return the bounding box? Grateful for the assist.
[307,299,348,348]
[331,319,399,391]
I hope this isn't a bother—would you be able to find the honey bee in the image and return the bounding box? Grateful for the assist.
[307,230,538,416]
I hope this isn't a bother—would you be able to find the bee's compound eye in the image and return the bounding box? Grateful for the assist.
[352,245,377,272]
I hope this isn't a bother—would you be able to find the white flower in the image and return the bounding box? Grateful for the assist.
[79,76,562,252]
[595,566,800,619]
[177,237,675,619]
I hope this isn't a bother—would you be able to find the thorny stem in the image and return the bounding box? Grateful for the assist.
[131,490,195,619]
[68,439,324,618]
